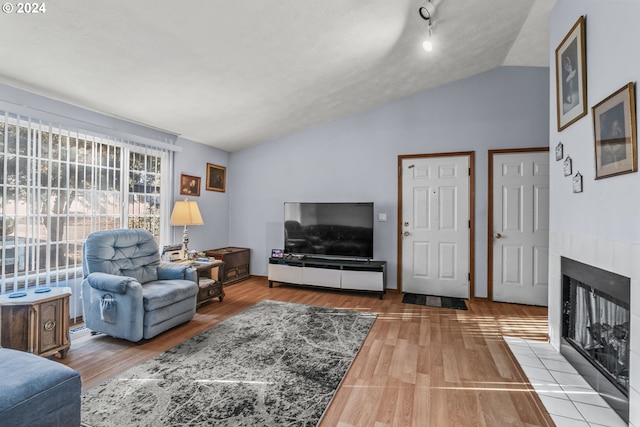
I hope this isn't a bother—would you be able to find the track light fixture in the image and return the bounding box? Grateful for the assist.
[418,0,437,52]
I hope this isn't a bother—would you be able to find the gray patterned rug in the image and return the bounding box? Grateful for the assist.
[81,299,376,427]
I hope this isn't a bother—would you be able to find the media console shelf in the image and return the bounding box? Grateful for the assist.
[268,257,386,299]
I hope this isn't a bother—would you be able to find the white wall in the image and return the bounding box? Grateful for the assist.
[228,66,550,296]
[549,2,640,425]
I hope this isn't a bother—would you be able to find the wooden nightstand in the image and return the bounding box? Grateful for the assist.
[175,259,226,306]
[0,287,71,358]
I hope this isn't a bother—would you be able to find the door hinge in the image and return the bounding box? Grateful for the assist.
[468,220,471,228]
[468,272,471,281]
[468,167,471,176]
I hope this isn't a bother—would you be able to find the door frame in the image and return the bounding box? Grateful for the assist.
[487,147,549,302]
[397,151,475,297]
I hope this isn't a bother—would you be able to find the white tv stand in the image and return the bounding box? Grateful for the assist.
[268,256,386,299]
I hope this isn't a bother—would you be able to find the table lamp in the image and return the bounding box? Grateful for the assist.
[170,199,204,253]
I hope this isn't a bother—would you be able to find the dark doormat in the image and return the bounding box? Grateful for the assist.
[402,293,468,310]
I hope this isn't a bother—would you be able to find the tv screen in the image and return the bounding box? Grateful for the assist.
[283,202,374,259]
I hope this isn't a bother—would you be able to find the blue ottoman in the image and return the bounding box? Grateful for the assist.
[0,347,81,427]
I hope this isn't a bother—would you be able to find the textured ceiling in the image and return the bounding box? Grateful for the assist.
[0,0,554,152]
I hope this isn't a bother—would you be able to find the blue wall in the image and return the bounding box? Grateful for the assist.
[172,137,230,251]
[228,66,550,297]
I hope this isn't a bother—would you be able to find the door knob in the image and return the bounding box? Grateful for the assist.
[494,233,502,239]
[403,231,410,237]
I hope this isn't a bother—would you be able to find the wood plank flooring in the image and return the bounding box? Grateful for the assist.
[59,276,554,427]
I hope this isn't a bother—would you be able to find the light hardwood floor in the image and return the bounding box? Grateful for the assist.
[60,276,554,427]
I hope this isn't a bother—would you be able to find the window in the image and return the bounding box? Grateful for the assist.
[128,151,162,235]
[0,111,169,292]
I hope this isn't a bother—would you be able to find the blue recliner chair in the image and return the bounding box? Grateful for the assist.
[81,229,199,342]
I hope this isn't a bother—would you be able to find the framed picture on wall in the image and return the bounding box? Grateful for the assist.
[206,163,226,192]
[179,174,201,196]
[572,172,583,193]
[563,156,572,176]
[555,16,587,131]
[592,82,637,179]
[555,142,564,161]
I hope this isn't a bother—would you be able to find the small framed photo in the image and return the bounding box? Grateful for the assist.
[555,142,564,161]
[555,16,587,131]
[592,82,637,179]
[573,172,583,193]
[179,174,201,196]
[206,163,226,192]
[563,156,572,176]
[271,249,284,258]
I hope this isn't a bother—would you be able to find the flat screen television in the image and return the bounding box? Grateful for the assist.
[283,202,374,259]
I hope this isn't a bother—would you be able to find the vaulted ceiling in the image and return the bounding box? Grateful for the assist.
[0,0,554,151]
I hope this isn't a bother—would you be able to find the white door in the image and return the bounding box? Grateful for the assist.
[401,155,470,299]
[491,150,549,306]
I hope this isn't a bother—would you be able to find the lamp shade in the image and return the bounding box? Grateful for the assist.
[170,200,204,226]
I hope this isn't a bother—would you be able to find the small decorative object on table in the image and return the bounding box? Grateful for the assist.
[162,244,184,261]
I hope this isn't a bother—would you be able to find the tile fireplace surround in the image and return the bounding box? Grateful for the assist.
[549,231,640,427]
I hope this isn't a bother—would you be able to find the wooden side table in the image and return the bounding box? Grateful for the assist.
[174,259,226,306]
[0,287,71,358]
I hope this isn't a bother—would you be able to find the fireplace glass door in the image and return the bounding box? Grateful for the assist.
[565,278,629,392]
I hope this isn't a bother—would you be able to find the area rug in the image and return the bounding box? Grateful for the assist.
[81,299,376,427]
[402,292,468,310]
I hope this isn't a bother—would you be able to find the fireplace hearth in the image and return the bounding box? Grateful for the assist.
[561,257,630,423]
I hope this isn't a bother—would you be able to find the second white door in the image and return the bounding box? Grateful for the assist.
[491,150,549,306]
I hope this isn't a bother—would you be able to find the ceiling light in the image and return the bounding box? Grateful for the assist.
[422,26,434,52]
[418,0,437,52]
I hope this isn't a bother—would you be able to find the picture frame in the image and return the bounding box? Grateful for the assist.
[179,174,201,196]
[592,82,637,179]
[555,142,564,161]
[555,16,587,131]
[563,156,572,176]
[573,172,583,193]
[206,163,226,192]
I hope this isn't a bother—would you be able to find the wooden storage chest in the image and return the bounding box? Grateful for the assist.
[204,247,250,285]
